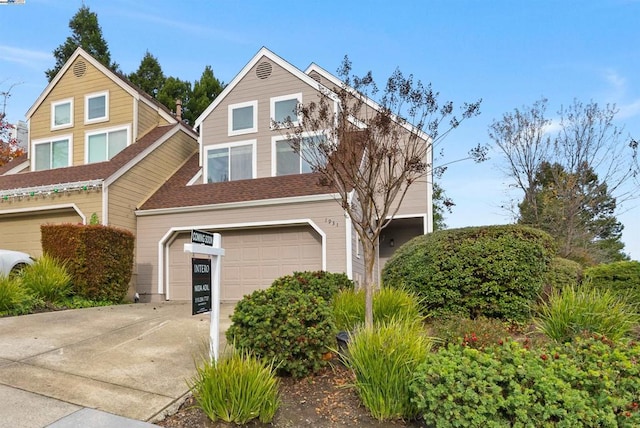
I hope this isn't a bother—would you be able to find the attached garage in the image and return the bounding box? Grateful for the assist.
[0,208,83,256]
[166,225,323,302]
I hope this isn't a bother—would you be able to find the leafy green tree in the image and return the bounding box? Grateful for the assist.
[45,5,118,81]
[185,66,224,124]
[128,51,165,97]
[156,76,191,116]
[432,182,453,231]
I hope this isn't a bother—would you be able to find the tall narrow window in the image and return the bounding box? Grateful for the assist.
[206,142,255,183]
[85,91,109,123]
[51,99,73,129]
[228,101,257,136]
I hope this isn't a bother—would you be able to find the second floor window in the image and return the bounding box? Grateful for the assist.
[206,142,255,183]
[273,135,325,176]
[271,93,301,128]
[85,91,109,124]
[51,99,73,129]
[34,138,70,171]
[87,128,128,163]
[228,101,257,136]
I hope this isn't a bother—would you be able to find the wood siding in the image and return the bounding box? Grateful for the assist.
[108,130,198,233]
[137,101,171,139]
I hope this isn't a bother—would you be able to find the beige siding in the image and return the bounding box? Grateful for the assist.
[137,101,171,139]
[0,192,101,256]
[135,198,347,299]
[200,55,324,179]
[108,131,197,233]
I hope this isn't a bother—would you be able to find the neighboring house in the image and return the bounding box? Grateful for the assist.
[134,47,431,302]
[0,48,198,298]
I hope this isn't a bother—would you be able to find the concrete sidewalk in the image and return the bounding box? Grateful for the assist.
[0,302,234,427]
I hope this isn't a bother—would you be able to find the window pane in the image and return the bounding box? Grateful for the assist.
[232,106,254,131]
[35,143,51,171]
[230,145,252,180]
[88,95,106,120]
[108,130,128,159]
[52,139,69,168]
[54,103,71,126]
[274,98,298,123]
[276,140,299,176]
[88,134,107,163]
[301,135,327,173]
[207,148,229,182]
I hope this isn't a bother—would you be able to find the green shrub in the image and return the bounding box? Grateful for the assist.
[226,286,336,378]
[411,338,640,427]
[0,275,32,316]
[188,350,279,424]
[42,224,134,302]
[536,285,639,343]
[270,271,354,302]
[332,286,422,332]
[382,225,556,322]
[19,255,72,305]
[543,257,583,299]
[585,261,640,305]
[345,319,432,421]
[428,316,515,350]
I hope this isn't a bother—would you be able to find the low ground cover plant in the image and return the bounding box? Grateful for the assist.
[332,286,422,332]
[188,350,279,424]
[345,318,432,421]
[410,337,640,427]
[428,316,516,350]
[536,285,639,343]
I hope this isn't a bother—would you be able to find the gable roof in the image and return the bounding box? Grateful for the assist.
[0,124,186,195]
[0,154,28,175]
[25,47,177,124]
[139,153,337,212]
[193,47,334,129]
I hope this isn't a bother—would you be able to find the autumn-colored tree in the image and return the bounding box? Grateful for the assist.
[278,57,483,326]
[0,113,24,167]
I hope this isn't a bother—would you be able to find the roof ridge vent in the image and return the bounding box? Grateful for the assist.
[256,61,272,80]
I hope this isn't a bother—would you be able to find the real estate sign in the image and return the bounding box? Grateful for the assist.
[192,258,212,315]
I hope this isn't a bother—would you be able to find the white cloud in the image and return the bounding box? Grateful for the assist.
[0,45,51,68]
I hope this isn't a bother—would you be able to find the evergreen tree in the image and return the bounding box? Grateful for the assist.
[185,66,224,124]
[156,76,191,117]
[46,5,117,82]
[128,51,166,97]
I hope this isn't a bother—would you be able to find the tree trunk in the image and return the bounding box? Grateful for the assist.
[362,238,376,328]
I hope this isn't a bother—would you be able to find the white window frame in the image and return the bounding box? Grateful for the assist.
[270,93,302,129]
[270,132,326,176]
[31,135,73,171]
[51,98,74,130]
[228,100,258,136]
[204,139,257,183]
[84,124,131,164]
[85,90,109,124]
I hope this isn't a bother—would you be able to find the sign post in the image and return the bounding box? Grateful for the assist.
[184,230,225,361]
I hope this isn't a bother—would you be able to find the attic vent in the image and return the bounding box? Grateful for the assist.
[73,60,87,78]
[255,61,272,80]
[309,71,322,83]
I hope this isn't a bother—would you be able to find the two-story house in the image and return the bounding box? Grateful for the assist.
[134,48,431,302]
[0,48,198,297]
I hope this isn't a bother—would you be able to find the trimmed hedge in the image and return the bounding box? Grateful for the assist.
[41,224,134,302]
[584,261,640,305]
[226,286,336,378]
[382,225,556,322]
[542,257,583,301]
[270,271,354,302]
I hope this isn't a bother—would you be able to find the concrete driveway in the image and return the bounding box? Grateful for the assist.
[0,302,234,427]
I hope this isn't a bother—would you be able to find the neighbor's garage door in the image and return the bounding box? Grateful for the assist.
[168,226,322,302]
[0,210,82,256]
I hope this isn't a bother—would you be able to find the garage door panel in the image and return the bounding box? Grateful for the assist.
[168,226,322,302]
[0,210,82,256]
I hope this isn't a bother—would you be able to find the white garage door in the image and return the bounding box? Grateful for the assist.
[168,226,322,302]
[0,209,83,256]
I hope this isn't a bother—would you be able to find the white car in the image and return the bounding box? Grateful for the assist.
[0,249,34,276]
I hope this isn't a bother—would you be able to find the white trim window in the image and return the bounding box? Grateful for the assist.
[205,140,256,183]
[33,136,72,171]
[270,93,301,128]
[85,91,109,124]
[51,98,73,130]
[228,101,257,136]
[272,134,326,176]
[85,125,130,163]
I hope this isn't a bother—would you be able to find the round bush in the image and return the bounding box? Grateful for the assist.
[226,286,336,378]
[270,271,354,302]
[382,225,556,322]
[584,261,640,305]
[543,257,583,300]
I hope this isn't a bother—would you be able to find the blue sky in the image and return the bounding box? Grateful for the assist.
[1,0,639,259]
